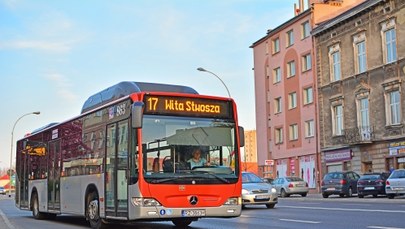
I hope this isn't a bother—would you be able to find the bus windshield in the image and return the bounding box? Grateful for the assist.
[142,115,239,184]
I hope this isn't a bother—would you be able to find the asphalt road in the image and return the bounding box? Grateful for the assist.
[1,194,405,229]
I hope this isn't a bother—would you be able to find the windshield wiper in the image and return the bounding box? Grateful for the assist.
[191,170,230,184]
[149,175,191,184]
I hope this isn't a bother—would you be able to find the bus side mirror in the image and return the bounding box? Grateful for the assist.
[238,126,245,147]
[131,101,144,128]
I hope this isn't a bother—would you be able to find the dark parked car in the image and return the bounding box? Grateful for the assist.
[321,171,360,198]
[357,172,390,198]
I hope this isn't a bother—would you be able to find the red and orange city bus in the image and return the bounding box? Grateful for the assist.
[15,81,244,228]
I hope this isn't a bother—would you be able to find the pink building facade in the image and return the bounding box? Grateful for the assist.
[251,10,318,189]
[251,0,368,191]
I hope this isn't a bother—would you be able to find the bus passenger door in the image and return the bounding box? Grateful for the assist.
[48,140,61,211]
[106,121,129,218]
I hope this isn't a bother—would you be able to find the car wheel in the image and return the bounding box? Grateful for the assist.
[301,193,307,197]
[339,194,345,198]
[358,194,364,198]
[281,189,287,198]
[372,194,378,198]
[322,193,329,198]
[266,204,275,209]
[388,194,395,199]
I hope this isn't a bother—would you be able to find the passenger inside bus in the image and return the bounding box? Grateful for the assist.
[188,147,210,169]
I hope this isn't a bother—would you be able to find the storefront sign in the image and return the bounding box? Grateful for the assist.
[389,141,405,156]
[324,149,352,163]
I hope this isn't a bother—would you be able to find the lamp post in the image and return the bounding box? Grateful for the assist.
[9,111,40,197]
[197,67,231,98]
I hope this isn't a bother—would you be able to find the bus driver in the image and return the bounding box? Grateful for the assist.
[188,148,210,169]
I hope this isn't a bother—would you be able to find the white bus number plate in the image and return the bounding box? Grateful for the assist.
[182,209,206,217]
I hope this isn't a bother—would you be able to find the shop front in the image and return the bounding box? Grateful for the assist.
[323,148,353,173]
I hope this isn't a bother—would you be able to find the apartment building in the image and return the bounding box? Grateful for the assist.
[251,0,366,191]
[243,130,258,174]
[313,0,405,174]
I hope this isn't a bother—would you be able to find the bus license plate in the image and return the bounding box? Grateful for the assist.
[182,209,206,217]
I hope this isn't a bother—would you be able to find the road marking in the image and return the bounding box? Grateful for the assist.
[0,208,15,229]
[281,205,405,214]
[280,218,320,224]
[368,226,405,229]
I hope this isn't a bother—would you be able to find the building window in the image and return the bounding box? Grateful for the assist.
[355,41,367,73]
[273,67,281,83]
[288,92,297,109]
[384,28,397,63]
[272,37,280,54]
[301,21,310,39]
[332,104,343,136]
[357,97,370,140]
[287,61,296,78]
[329,44,341,82]
[305,120,314,138]
[275,127,283,144]
[381,19,397,64]
[302,53,311,72]
[274,97,282,114]
[331,51,341,81]
[286,29,294,47]
[386,90,401,125]
[265,41,269,55]
[289,124,298,141]
[303,87,313,105]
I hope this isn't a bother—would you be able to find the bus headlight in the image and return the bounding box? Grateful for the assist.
[224,197,240,205]
[132,197,162,207]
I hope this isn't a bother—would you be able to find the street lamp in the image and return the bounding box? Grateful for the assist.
[9,111,40,197]
[197,67,231,98]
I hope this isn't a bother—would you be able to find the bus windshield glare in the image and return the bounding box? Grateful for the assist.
[142,115,239,184]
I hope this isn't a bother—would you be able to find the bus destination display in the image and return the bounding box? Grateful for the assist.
[144,95,232,118]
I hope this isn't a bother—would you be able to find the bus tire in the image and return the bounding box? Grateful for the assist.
[31,193,46,220]
[86,192,106,229]
[172,218,194,227]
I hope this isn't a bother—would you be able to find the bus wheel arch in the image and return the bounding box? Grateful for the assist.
[30,189,46,220]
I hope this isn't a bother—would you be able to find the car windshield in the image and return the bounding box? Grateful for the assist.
[359,175,379,180]
[390,170,405,179]
[242,173,263,183]
[286,177,303,182]
[324,173,343,180]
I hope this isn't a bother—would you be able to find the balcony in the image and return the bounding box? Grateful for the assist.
[331,126,374,145]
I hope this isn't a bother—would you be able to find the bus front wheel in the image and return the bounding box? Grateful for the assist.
[172,218,194,227]
[86,192,106,229]
[31,193,46,220]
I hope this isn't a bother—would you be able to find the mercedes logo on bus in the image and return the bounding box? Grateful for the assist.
[189,196,198,205]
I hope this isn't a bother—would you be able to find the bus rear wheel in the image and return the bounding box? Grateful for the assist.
[172,218,194,227]
[31,193,46,220]
[86,192,106,229]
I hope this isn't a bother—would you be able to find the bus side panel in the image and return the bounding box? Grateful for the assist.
[60,174,105,216]
[28,179,48,212]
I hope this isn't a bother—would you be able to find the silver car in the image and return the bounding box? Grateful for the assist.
[242,172,278,209]
[386,169,405,199]
[272,176,309,197]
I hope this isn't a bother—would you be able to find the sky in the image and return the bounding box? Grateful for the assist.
[0,0,298,170]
